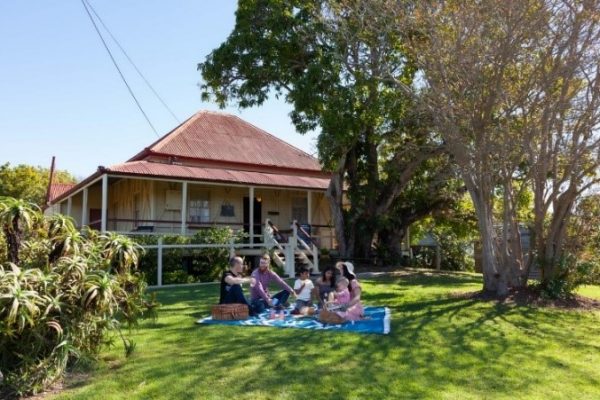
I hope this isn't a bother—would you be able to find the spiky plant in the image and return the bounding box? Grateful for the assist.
[100,232,144,274]
[0,196,155,397]
[0,197,40,263]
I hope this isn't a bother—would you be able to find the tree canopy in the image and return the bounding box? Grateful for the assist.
[409,0,600,294]
[200,0,460,259]
[0,163,76,207]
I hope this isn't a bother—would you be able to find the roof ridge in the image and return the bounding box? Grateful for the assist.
[127,112,200,161]
[128,110,321,170]
[228,114,317,160]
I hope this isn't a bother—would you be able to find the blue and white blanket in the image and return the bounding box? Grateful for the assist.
[196,306,391,335]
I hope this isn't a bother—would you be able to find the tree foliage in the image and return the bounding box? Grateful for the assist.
[410,193,478,271]
[0,163,76,207]
[200,0,459,259]
[406,0,600,295]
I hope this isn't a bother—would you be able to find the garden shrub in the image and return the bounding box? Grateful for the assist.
[0,197,156,398]
[539,254,600,299]
[134,227,247,284]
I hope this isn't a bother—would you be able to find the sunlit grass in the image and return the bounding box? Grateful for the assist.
[51,273,600,400]
[577,284,600,300]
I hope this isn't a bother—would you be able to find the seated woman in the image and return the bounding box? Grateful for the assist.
[313,266,335,308]
[333,261,364,321]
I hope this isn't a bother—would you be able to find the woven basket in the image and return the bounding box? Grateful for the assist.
[319,309,345,324]
[211,303,249,321]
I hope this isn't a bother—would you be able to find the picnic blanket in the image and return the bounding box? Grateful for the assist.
[196,306,391,335]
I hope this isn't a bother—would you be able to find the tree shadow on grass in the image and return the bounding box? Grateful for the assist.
[59,276,600,400]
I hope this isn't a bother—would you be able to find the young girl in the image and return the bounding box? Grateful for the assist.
[314,267,335,307]
[327,277,350,308]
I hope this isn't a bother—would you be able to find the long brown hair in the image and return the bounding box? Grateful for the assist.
[321,267,335,288]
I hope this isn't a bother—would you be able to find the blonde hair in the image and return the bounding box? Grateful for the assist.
[336,277,349,289]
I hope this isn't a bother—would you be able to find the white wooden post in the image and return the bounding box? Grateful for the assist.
[66,197,72,218]
[249,186,254,245]
[312,243,319,274]
[149,181,156,225]
[307,191,318,273]
[157,237,163,287]
[229,237,235,258]
[181,181,188,235]
[101,174,108,233]
[285,243,294,277]
[82,187,89,227]
[290,220,298,277]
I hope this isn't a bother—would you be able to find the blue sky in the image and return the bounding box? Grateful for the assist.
[0,1,318,179]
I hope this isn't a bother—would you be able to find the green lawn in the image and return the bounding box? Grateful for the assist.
[50,272,600,400]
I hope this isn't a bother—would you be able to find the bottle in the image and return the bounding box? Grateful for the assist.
[272,298,279,307]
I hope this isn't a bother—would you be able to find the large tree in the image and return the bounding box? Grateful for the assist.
[406,0,600,294]
[200,0,457,259]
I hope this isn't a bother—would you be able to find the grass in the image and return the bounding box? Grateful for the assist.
[49,272,600,400]
[577,284,600,300]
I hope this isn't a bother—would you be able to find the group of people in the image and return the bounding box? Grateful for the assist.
[219,253,364,322]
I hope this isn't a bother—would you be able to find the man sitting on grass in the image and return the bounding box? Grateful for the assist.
[220,256,256,315]
[250,253,295,313]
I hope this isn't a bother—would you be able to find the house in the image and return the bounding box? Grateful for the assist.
[47,111,336,271]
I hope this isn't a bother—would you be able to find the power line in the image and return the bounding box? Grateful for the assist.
[84,0,180,124]
[80,0,160,138]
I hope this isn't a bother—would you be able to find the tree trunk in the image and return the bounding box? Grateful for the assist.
[464,176,507,295]
[540,187,577,283]
[501,179,526,288]
[3,224,20,264]
[326,170,349,258]
[378,226,407,263]
[353,217,377,260]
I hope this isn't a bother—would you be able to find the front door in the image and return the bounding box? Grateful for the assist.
[243,197,262,242]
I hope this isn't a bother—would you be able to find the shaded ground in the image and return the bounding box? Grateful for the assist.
[454,286,600,310]
[358,268,600,311]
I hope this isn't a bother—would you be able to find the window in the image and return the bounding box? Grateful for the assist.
[189,193,210,223]
[291,196,307,223]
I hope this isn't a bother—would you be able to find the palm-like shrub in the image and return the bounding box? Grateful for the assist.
[0,197,40,263]
[0,197,156,398]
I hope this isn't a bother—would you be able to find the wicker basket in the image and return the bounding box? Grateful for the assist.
[319,309,345,324]
[211,303,249,321]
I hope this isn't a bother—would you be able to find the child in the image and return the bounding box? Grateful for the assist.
[327,277,350,308]
[291,266,315,315]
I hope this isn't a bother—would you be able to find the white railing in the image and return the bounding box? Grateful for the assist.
[123,218,321,288]
[263,219,319,276]
[140,238,297,288]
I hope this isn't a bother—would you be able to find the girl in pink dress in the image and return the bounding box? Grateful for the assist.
[330,277,351,305]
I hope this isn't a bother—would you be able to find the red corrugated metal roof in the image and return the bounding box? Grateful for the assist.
[48,183,77,202]
[130,111,322,172]
[105,161,330,190]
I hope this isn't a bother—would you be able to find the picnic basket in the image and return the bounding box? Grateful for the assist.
[318,309,345,324]
[211,303,249,321]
